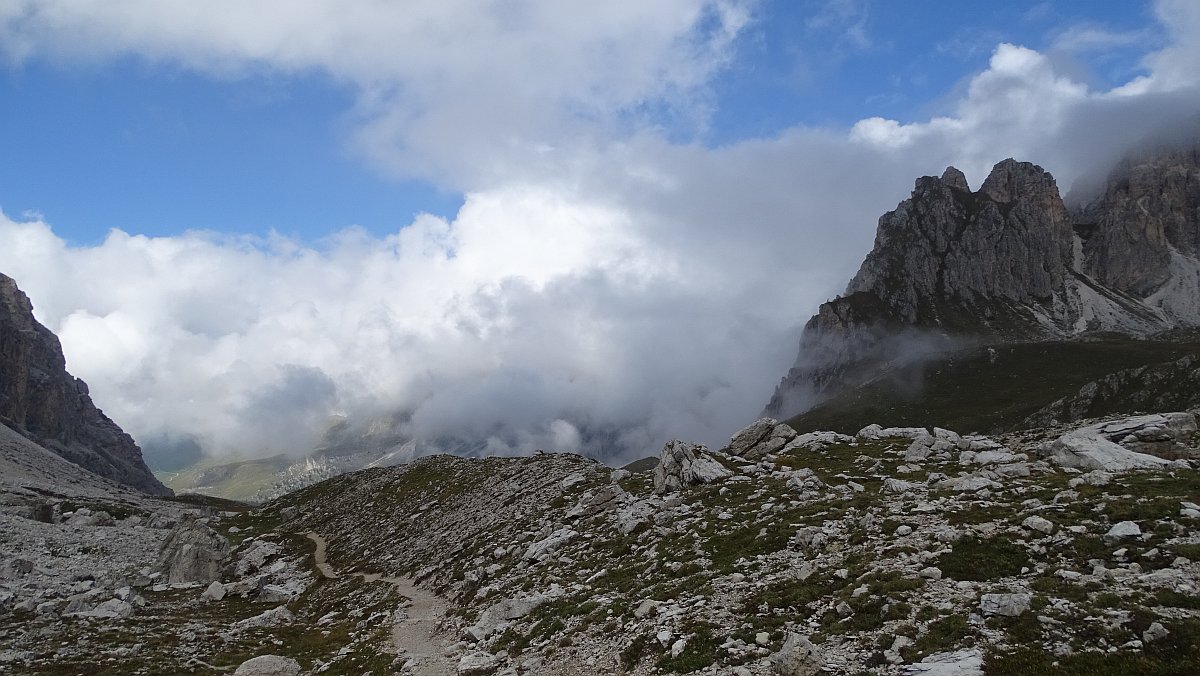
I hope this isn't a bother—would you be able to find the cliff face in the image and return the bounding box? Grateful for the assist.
[0,273,170,495]
[767,144,1200,420]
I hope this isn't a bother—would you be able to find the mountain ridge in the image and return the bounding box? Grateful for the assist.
[767,140,1200,423]
[0,272,169,496]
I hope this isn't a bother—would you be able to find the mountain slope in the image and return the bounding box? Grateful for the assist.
[0,272,169,495]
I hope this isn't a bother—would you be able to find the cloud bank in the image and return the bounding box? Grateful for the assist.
[1,1,1199,467]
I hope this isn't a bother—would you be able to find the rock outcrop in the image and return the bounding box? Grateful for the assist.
[0,273,169,495]
[768,141,1200,421]
[652,440,732,494]
[233,655,301,676]
[155,517,231,584]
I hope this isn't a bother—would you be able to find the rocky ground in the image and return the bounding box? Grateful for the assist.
[2,411,1199,675]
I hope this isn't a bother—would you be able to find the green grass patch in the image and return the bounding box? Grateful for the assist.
[938,536,1028,581]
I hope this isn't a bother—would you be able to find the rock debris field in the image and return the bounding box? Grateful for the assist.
[1,410,1199,675]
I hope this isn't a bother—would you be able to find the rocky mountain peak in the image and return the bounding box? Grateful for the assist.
[844,158,1073,329]
[1078,140,1200,299]
[767,143,1200,422]
[0,272,169,495]
[940,166,970,192]
[977,158,1058,204]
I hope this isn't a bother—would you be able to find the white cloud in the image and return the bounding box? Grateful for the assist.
[1,1,1200,469]
[0,0,753,185]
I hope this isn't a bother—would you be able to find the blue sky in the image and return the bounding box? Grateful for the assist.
[1,0,1196,466]
[0,0,1159,244]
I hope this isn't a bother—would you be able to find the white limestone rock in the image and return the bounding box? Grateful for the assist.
[780,431,853,454]
[156,518,231,584]
[201,581,226,601]
[1022,515,1055,535]
[980,593,1031,617]
[1105,521,1142,540]
[231,606,294,633]
[882,478,920,494]
[233,655,301,676]
[771,632,823,676]
[458,651,501,675]
[523,528,577,561]
[560,472,587,491]
[653,440,733,494]
[902,648,983,675]
[468,591,554,640]
[1043,423,1172,472]
[1143,621,1170,643]
[727,418,778,456]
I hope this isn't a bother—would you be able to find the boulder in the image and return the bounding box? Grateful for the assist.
[780,431,853,454]
[85,599,134,619]
[1105,521,1142,540]
[1021,515,1055,535]
[523,528,577,561]
[740,423,799,460]
[882,478,919,494]
[231,606,294,633]
[233,655,301,676]
[560,472,587,491]
[859,426,928,440]
[771,632,823,676]
[566,484,624,520]
[202,581,227,601]
[1,558,34,579]
[458,651,501,675]
[235,539,282,577]
[979,593,1031,617]
[1143,621,1170,644]
[1042,425,1172,472]
[156,517,231,584]
[467,592,552,641]
[727,418,778,456]
[257,584,297,604]
[902,648,983,675]
[653,440,733,494]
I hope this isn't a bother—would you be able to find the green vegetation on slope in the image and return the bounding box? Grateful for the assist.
[786,338,1200,435]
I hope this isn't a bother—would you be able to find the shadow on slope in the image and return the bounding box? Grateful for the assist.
[785,336,1200,435]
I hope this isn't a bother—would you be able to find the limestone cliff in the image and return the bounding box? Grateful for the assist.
[767,144,1200,420]
[0,272,170,495]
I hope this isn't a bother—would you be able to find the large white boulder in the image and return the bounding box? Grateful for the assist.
[523,528,578,561]
[467,591,553,640]
[979,593,1031,617]
[902,648,983,675]
[727,418,778,456]
[653,440,733,494]
[771,632,823,676]
[155,517,231,584]
[233,655,301,676]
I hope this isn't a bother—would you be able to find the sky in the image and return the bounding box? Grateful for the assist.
[1,0,1198,469]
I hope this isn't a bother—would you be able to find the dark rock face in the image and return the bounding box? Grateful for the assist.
[1078,142,1200,299]
[843,159,1075,331]
[0,273,170,495]
[768,145,1200,420]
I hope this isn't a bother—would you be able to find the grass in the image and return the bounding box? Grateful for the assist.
[902,614,971,662]
[985,618,1200,675]
[784,339,1200,435]
[938,536,1029,581]
[655,624,726,673]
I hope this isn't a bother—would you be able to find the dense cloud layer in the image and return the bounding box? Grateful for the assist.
[1,1,1199,467]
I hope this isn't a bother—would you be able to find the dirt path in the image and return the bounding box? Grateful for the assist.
[306,532,457,675]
